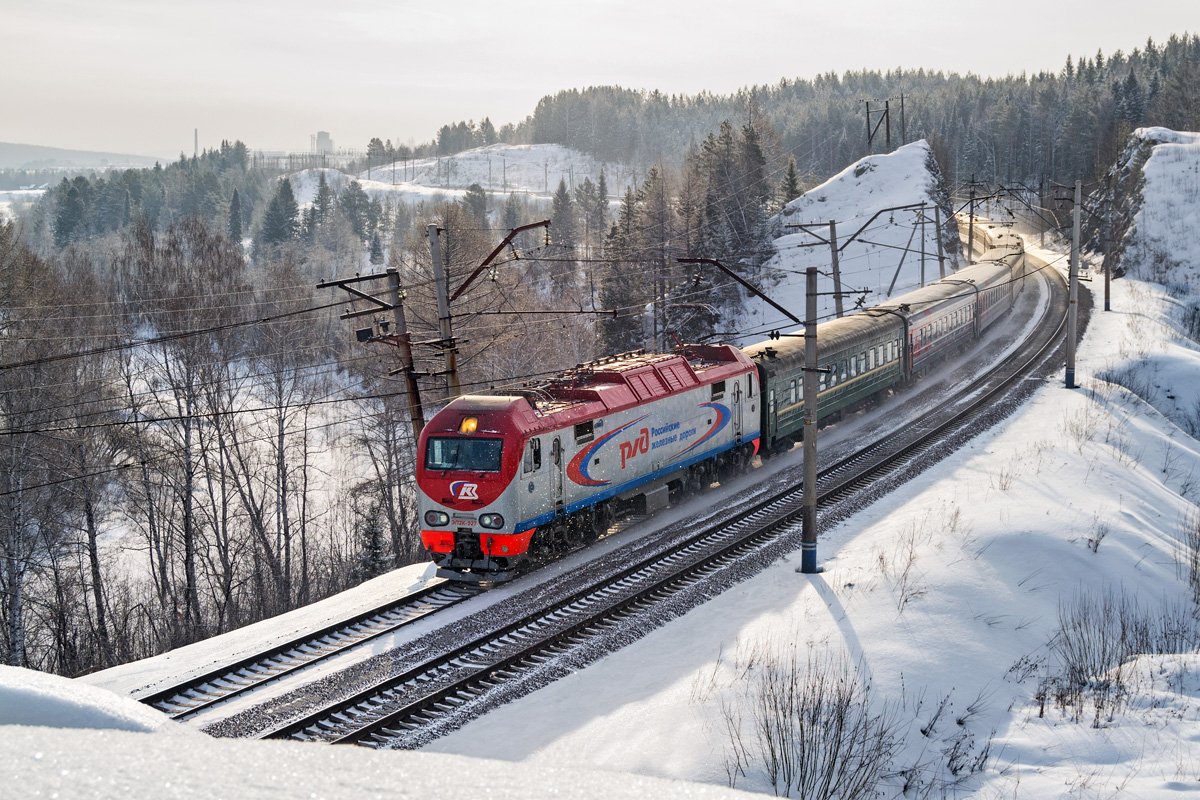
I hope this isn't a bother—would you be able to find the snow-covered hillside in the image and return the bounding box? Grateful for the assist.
[1108,127,1200,292]
[0,188,42,223]
[734,140,963,342]
[289,143,636,213]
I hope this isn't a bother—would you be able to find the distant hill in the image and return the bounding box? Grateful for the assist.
[0,142,162,170]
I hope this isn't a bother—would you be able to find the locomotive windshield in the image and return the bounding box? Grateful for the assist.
[425,437,503,472]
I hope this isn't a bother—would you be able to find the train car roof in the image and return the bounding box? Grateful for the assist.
[742,310,905,366]
[745,255,1019,367]
[430,344,754,435]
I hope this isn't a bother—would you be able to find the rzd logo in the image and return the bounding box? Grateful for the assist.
[450,481,479,500]
[619,428,650,469]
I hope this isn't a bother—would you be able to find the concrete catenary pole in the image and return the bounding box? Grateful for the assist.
[1066,180,1081,389]
[428,224,461,397]
[934,205,947,279]
[801,267,820,574]
[828,220,844,318]
[387,269,426,440]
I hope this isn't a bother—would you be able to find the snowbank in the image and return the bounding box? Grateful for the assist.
[3,663,755,799]
[83,562,440,699]
[0,665,181,733]
[2,724,758,800]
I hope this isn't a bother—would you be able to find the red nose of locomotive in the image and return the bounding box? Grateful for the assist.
[416,397,528,577]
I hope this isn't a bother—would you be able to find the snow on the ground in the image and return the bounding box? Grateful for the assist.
[82,562,440,699]
[0,188,43,223]
[2,665,756,800]
[0,665,182,733]
[288,143,633,215]
[735,140,962,342]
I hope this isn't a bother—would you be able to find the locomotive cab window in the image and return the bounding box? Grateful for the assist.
[574,421,594,444]
[523,438,542,474]
[426,437,502,472]
[711,380,726,400]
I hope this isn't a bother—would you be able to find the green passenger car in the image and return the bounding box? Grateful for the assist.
[743,311,906,454]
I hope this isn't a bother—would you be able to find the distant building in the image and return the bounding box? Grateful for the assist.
[311,131,334,154]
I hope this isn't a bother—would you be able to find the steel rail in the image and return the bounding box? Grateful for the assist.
[139,581,479,719]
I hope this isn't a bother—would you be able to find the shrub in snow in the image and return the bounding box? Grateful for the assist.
[718,644,899,799]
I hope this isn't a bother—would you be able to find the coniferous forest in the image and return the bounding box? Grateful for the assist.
[3,35,1198,676]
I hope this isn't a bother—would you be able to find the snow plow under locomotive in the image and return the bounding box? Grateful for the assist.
[417,224,1026,583]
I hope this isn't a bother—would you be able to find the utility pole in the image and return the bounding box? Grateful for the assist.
[1066,179,1081,389]
[385,269,426,439]
[800,267,819,575]
[428,224,461,398]
[1039,176,1046,248]
[919,207,927,286]
[885,99,891,150]
[318,269,426,443]
[934,206,947,278]
[828,221,843,317]
[783,220,845,318]
[1103,174,1112,312]
[866,100,891,153]
[967,176,978,261]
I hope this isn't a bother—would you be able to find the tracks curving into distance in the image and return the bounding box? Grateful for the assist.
[257,256,1073,749]
[140,582,480,720]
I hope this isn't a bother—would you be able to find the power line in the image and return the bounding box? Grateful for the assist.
[0,297,351,373]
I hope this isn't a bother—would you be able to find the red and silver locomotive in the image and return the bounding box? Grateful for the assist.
[417,345,760,582]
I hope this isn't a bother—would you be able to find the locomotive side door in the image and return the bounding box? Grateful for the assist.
[551,436,565,515]
[732,379,744,440]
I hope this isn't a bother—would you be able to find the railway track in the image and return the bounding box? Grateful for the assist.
[256,257,1072,749]
[139,581,480,719]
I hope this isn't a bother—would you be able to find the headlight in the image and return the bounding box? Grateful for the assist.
[424,510,450,527]
[479,513,505,529]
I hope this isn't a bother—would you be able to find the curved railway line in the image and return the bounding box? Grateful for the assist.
[227,251,1076,749]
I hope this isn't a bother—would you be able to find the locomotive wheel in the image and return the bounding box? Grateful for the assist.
[573,507,599,545]
[591,502,614,540]
[717,453,738,482]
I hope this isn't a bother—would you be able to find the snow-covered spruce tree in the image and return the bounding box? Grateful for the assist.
[227,188,242,242]
[598,187,646,354]
[256,177,299,252]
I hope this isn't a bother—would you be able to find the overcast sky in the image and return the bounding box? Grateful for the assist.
[0,0,1191,158]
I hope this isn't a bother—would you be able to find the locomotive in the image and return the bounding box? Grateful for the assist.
[417,223,1026,583]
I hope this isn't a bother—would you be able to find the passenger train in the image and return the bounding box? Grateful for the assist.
[416,222,1027,582]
